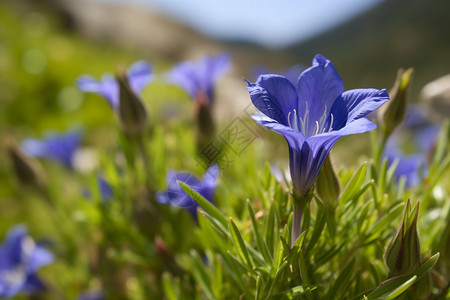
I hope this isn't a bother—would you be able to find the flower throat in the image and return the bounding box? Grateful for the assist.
[287,102,334,137]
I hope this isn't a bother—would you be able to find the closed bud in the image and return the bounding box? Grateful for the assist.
[5,138,45,191]
[379,68,414,137]
[116,65,148,137]
[195,90,215,152]
[316,155,340,205]
[385,199,421,276]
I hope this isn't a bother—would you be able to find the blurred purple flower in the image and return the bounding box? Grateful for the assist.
[384,106,440,187]
[385,149,426,188]
[98,176,113,201]
[0,225,54,298]
[21,130,82,169]
[77,61,152,109]
[252,64,305,87]
[246,54,389,196]
[157,165,219,220]
[167,54,231,103]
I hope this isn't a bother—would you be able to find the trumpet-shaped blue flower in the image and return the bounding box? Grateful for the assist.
[0,225,54,298]
[21,130,82,169]
[168,54,230,103]
[157,165,219,220]
[77,61,152,109]
[247,54,389,196]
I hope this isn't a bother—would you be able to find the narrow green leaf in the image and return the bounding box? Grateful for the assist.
[162,272,178,300]
[255,276,262,300]
[271,225,289,277]
[327,259,356,299]
[201,211,265,266]
[365,202,404,242]
[190,251,215,300]
[247,199,272,263]
[298,250,311,285]
[285,285,317,298]
[383,276,417,300]
[306,205,327,255]
[377,158,389,199]
[431,122,449,166]
[264,203,276,256]
[229,218,253,269]
[340,162,368,206]
[179,181,228,227]
[264,261,288,300]
[359,253,440,300]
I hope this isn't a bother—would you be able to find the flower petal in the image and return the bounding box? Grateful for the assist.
[127,60,153,94]
[251,114,306,148]
[339,88,389,123]
[308,118,377,156]
[247,75,297,125]
[28,245,54,273]
[201,54,231,100]
[168,61,199,99]
[202,164,220,187]
[297,54,344,127]
[21,139,47,158]
[76,75,119,108]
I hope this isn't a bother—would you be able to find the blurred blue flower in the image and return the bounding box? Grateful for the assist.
[97,176,113,201]
[21,129,82,169]
[78,290,104,300]
[246,54,389,196]
[0,225,53,298]
[167,54,231,103]
[77,61,152,109]
[157,165,219,220]
[384,106,440,187]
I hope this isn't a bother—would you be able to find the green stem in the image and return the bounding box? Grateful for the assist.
[291,196,310,246]
[136,134,152,190]
[292,201,304,247]
[374,132,388,167]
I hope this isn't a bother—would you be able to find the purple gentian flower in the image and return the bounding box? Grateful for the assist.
[246,54,389,196]
[21,130,82,169]
[167,54,231,103]
[77,61,152,109]
[157,165,219,220]
[0,225,54,298]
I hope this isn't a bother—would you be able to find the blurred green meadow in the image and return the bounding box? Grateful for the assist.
[1,1,450,299]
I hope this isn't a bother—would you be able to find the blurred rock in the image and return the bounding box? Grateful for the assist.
[44,0,222,59]
[420,74,450,122]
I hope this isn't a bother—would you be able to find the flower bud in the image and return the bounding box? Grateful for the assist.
[379,68,414,137]
[5,138,45,191]
[316,155,340,205]
[385,199,421,276]
[116,65,148,137]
